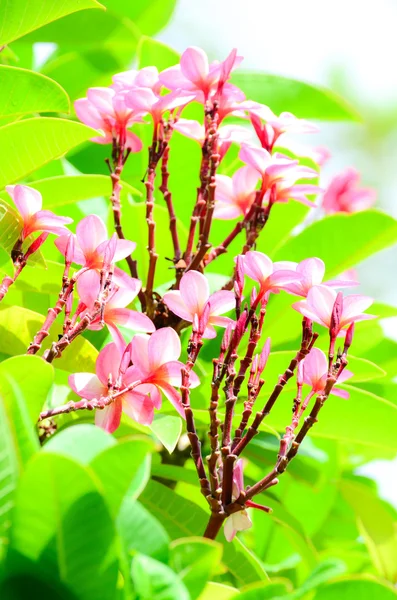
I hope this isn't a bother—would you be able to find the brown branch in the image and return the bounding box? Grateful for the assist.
[159,145,181,263]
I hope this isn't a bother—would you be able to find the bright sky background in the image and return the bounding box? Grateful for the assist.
[160,0,397,506]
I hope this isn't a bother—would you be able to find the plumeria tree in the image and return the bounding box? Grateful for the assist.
[0,2,396,599]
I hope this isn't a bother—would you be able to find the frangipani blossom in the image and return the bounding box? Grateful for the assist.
[159,46,242,101]
[125,87,195,126]
[301,347,353,399]
[214,166,260,219]
[224,459,270,542]
[163,271,235,339]
[322,167,376,214]
[112,66,161,94]
[240,251,303,301]
[55,214,135,288]
[128,327,200,417]
[273,257,358,297]
[249,104,318,149]
[69,342,155,432]
[78,271,155,351]
[75,86,143,150]
[292,285,375,334]
[173,119,252,160]
[6,185,72,241]
[239,144,317,192]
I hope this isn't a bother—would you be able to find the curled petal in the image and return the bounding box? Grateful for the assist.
[163,290,193,322]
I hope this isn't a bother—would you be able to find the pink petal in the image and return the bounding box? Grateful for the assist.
[162,290,193,322]
[135,66,160,89]
[331,387,350,400]
[77,269,101,308]
[74,98,104,130]
[54,234,86,265]
[130,334,150,374]
[157,382,185,418]
[107,308,155,333]
[96,342,122,386]
[113,266,138,289]
[297,258,325,288]
[31,210,72,234]
[302,348,328,387]
[173,118,204,143]
[224,517,237,542]
[107,277,141,308]
[268,270,303,291]
[68,372,106,399]
[233,459,245,494]
[76,215,108,257]
[180,270,210,316]
[291,300,324,325]
[159,65,194,91]
[341,295,374,324]
[208,290,236,316]
[215,174,234,205]
[95,399,122,433]
[122,390,155,425]
[126,87,157,112]
[148,327,181,370]
[156,89,195,113]
[87,87,115,115]
[113,238,136,262]
[106,321,128,355]
[232,166,260,198]
[213,202,244,220]
[210,315,236,329]
[336,368,354,384]
[125,131,143,153]
[239,144,271,175]
[242,251,273,283]
[180,46,209,83]
[306,285,337,327]
[6,185,42,219]
[202,323,217,339]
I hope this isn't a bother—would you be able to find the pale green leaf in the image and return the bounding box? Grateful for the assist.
[150,414,182,453]
[312,576,397,600]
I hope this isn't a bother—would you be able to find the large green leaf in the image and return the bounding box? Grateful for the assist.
[231,72,360,121]
[0,118,96,190]
[0,66,69,117]
[138,37,180,71]
[0,0,103,46]
[273,210,397,278]
[102,0,177,35]
[340,479,397,582]
[140,480,269,587]
[0,355,53,542]
[311,576,397,600]
[131,554,190,600]
[0,304,98,372]
[7,452,118,600]
[170,537,223,600]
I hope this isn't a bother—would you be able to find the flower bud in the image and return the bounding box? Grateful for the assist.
[330,291,343,339]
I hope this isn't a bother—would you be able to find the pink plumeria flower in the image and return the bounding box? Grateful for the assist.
[322,167,376,214]
[273,257,359,297]
[77,271,155,351]
[159,47,242,101]
[128,327,200,417]
[125,87,195,128]
[249,104,318,150]
[292,285,375,334]
[74,87,143,151]
[6,185,72,241]
[239,144,317,190]
[214,166,260,219]
[112,67,162,94]
[224,459,270,542]
[240,251,304,302]
[69,342,156,433]
[163,271,235,339]
[302,347,353,399]
[55,214,135,289]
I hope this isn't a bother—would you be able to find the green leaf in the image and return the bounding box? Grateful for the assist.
[131,554,190,600]
[140,480,269,586]
[102,0,177,36]
[0,0,104,46]
[8,452,118,600]
[0,66,69,117]
[311,576,397,600]
[117,497,170,562]
[237,581,292,599]
[273,210,397,279]
[0,247,13,276]
[0,304,98,372]
[0,355,53,542]
[340,479,397,582]
[170,537,223,599]
[231,72,360,121]
[44,424,153,516]
[198,582,239,600]
[138,37,180,71]
[346,355,386,382]
[150,414,182,453]
[0,118,96,190]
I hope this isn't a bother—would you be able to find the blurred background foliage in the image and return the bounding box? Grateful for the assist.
[0,0,396,598]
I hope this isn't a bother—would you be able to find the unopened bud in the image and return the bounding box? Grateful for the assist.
[343,322,355,354]
[25,232,49,258]
[297,360,304,386]
[192,313,200,333]
[103,234,117,269]
[258,337,271,374]
[199,302,211,335]
[65,233,76,264]
[235,255,245,296]
[221,322,233,352]
[330,292,343,339]
[250,286,257,307]
[120,342,132,375]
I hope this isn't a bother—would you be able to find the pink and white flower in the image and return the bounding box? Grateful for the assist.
[74,86,143,150]
[77,272,155,351]
[240,251,303,301]
[273,257,358,297]
[112,67,161,94]
[322,168,376,214]
[128,327,200,417]
[163,271,235,339]
[69,342,156,432]
[292,285,375,334]
[6,185,72,241]
[55,214,135,289]
[301,347,353,399]
[214,166,260,219]
[249,105,318,150]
